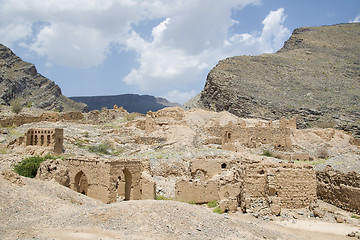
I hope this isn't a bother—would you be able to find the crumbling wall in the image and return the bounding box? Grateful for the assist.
[241,163,316,209]
[0,111,84,127]
[316,166,360,213]
[66,158,111,203]
[65,157,155,203]
[222,120,293,152]
[175,157,317,213]
[25,128,63,155]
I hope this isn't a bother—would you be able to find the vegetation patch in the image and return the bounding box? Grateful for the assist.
[13,155,61,178]
[88,141,113,155]
[155,194,172,200]
[213,207,224,214]
[294,159,327,166]
[261,150,274,157]
[207,200,218,208]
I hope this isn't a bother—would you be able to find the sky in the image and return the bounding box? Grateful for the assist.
[0,0,359,104]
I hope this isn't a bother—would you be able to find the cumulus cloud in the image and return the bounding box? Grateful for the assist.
[0,0,291,103]
[124,7,290,93]
[225,8,290,55]
[165,89,197,104]
[350,15,360,23]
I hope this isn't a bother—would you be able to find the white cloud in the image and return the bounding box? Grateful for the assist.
[0,0,291,104]
[350,15,360,23]
[225,8,290,55]
[165,89,197,104]
[123,7,290,95]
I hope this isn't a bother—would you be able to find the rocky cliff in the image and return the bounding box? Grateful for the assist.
[0,44,88,112]
[70,94,179,114]
[186,23,360,137]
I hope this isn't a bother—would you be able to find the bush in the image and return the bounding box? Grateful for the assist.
[88,142,113,155]
[213,207,224,214]
[13,155,59,178]
[11,101,23,114]
[262,150,274,157]
[207,200,218,208]
[316,146,329,159]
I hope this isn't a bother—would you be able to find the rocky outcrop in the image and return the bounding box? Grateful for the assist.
[36,159,70,187]
[316,165,360,213]
[0,44,88,112]
[187,23,360,137]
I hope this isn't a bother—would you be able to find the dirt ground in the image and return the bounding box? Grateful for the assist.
[1,172,359,240]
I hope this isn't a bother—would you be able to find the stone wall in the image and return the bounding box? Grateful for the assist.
[25,128,63,155]
[65,157,155,203]
[316,166,360,213]
[241,163,317,210]
[0,111,84,127]
[175,157,317,213]
[222,120,293,152]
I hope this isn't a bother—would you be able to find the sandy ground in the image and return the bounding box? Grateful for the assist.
[1,172,359,240]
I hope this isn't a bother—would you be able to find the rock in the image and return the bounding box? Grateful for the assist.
[36,159,70,187]
[187,23,360,137]
[0,43,88,112]
[1,170,24,185]
[347,231,356,237]
[313,207,325,218]
[335,213,345,223]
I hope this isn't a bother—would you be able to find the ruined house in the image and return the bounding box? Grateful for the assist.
[9,128,64,155]
[65,157,155,203]
[175,157,317,214]
[222,118,295,152]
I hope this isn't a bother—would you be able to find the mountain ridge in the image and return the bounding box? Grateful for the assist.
[70,94,180,114]
[185,23,360,137]
[0,43,88,112]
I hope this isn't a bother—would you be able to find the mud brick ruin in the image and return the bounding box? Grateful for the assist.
[25,128,64,154]
[65,157,155,203]
[175,157,317,213]
[222,118,296,152]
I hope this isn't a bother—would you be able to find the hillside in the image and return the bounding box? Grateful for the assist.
[70,94,179,113]
[0,44,88,112]
[185,23,360,137]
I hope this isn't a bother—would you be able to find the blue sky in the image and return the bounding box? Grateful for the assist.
[0,0,359,104]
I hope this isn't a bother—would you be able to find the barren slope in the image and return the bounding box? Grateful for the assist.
[189,23,360,137]
[0,44,88,112]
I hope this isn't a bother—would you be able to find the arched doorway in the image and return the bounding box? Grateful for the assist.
[74,171,88,195]
[123,169,132,201]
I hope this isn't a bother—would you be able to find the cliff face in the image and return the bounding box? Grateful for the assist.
[0,44,88,112]
[188,23,360,136]
[70,94,180,114]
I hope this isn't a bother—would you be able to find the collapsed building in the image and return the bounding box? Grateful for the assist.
[175,157,317,214]
[37,157,156,203]
[222,118,311,161]
[8,128,64,155]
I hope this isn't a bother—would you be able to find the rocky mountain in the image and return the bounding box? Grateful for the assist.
[0,44,88,112]
[185,23,360,137]
[70,94,180,114]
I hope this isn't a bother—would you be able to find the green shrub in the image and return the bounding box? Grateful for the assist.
[25,102,33,108]
[13,155,59,178]
[11,101,23,114]
[213,207,224,214]
[156,194,172,200]
[88,142,113,155]
[351,215,360,219]
[261,150,273,157]
[207,200,218,208]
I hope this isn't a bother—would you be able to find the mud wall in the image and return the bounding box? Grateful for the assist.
[316,166,360,213]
